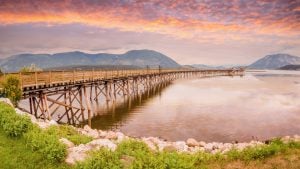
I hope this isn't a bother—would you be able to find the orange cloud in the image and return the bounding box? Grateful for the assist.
[0,0,299,40]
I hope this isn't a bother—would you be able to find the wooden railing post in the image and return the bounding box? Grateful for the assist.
[92,69,94,81]
[49,71,52,85]
[73,70,75,83]
[19,72,23,88]
[34,71,38,88]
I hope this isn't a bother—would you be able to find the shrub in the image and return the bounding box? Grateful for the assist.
[2,75,22,106]
[45,125,92,145]
[25,127,67,163]
[20,64,42,73]
[0,102,32,137]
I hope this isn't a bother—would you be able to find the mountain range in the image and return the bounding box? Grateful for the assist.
[1,49,300,72]
[0,50,180,72]
[248,54,300,69]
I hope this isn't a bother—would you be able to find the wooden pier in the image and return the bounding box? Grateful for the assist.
[1,68,244,125]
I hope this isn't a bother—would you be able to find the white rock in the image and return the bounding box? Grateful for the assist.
[145,137,161,145]
[82,126,99,139]
[105,131,118,139]
[157,142,171,151]
[116,132,125,142]
[199,141,206,147]
[36,121,51,129]
[83,125,92,132]
[186,138,199,147]
[99,130,107,138]
[204,143,214,152]
[87,139,117,151]
[49,120,58,125]
[173,141,188,152]
[27,114,37,123]
[15,108,26,115]
[65,144,92,164]
[163,144,177,152]
[187,146,202,153]
[235,143,249,151]
[0,98,13,107]
[143,140,157,151]
[59,138,75,148]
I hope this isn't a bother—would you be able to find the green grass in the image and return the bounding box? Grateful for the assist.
[76,139,300,169]
[0,128,70,169]
[45,125,93,145]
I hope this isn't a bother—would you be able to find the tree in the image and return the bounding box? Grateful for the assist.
[0,68,3,76]
[2,75,22,106]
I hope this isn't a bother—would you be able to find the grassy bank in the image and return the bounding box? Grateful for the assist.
[0,101,299,169]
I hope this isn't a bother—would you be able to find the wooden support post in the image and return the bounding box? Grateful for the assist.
[39,93,46,120]
[95,84,98,102]
[79,87,85,122]
[83,85,92,127]
[43,94,51,120]
[66,89,75,125]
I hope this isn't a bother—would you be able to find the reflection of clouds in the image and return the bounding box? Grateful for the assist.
[120,74,300,142]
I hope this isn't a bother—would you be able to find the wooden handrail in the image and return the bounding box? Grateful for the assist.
[0,68,244,89]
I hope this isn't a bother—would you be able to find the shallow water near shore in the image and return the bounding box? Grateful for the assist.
[90,70,300,142]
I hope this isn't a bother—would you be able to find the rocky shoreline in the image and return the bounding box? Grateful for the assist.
[1,98,299,165]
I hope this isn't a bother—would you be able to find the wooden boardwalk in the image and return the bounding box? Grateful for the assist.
[0,68,245,125]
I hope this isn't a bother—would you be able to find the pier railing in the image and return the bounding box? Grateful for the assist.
[0,68,244,89]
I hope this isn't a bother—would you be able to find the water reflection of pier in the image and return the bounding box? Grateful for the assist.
[90,81,171,130]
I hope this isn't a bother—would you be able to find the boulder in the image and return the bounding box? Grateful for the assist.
[0,98,14,107]
[36,121,51,129]
[282,136,291,143]
[116,132,125,142]
[173,141,188,152]
[186,138,199,147]
[15,108,26,115]
[142,139,157,151]
[83,125,92,132]
[49,120,58,125]
[163,145,177,152]
[59,138,75,148]
[235,143,249,151]
[65,144,92,165]
[157,142,171,151]
[204,143,215,153]
[27,114,37,123]
[105,131,118,140]
[87,139,117,151]
[99,130,107,138]
[199,141,206,147]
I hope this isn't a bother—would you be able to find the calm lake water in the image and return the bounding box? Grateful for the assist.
[90,70,300,142]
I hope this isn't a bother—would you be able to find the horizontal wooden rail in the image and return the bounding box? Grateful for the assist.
[0,68,244,89]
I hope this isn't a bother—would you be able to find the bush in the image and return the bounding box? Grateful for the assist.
[25,126,67,162]
[20,64,42,73]
[2,75,22,106]
[45,125,92,145]
[0,102,32,137]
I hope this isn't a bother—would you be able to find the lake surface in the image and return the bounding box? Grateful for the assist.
[90,70,300,142]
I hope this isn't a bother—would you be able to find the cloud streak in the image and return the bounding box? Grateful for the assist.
[0,0,299,39]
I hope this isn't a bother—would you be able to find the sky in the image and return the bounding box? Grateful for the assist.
[0,0,299,65]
